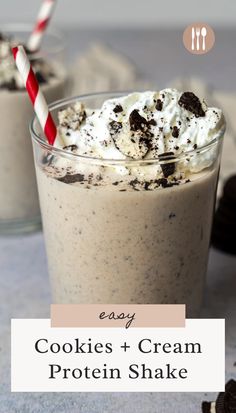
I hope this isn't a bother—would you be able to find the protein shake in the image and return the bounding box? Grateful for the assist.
[31,90,225,315]
[0,28,65,234]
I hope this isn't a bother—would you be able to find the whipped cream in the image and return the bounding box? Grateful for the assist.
[0,32,56,90]
[51,89,225,187]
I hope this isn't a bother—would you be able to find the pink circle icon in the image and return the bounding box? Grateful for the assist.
[183,23,215,55]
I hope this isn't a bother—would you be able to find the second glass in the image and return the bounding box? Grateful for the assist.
[0,24,66,234]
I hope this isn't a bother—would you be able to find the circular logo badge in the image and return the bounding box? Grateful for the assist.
[183,23,215,55]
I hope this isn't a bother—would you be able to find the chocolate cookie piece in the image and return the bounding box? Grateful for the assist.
[129,110,156,132]
[129,178,141,191]
[216,380,236,413]
[223,175,236,204]
[155,178,179,188]
[159,152,176,178]
[155,99,163,111]
[202,402,211,413]
[215,191,236,219]
[212,228,236,255]
[220,195,236,211]
[216,201,236,228]
[108,120,122,135]
[212,175,236,255]
[212,220,236,254]
[178,92,205,117]
[57,173,85,184]
[172,126,179,138]
[129,110,147,131]
[113,104,123,113]
[63,144,78,152]
[202,379,236,413]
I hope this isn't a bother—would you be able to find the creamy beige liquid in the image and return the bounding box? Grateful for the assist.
[36,165,218,316]
[0,75,65,227]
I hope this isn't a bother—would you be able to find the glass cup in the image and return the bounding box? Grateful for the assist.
[0,24,66,235]
[31,93,224,316]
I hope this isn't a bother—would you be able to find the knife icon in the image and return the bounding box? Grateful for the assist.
[191,27,195,51]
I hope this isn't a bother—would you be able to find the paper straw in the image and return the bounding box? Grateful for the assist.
[27,0,57,52]
[12,45,57,145]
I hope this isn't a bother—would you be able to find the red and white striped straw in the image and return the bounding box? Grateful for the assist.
[27,0,57,52]
[12,45,57,145]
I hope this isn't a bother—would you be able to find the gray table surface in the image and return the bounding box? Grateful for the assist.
[1,28,236,413]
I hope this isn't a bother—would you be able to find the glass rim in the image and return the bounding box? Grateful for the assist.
[0,22,65,56]
[30,91,225,166]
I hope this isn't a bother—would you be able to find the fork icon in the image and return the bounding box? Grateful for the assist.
[195,27,201,50]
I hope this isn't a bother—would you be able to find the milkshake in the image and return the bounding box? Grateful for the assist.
[0,26,66,234]
[31,90,225,315]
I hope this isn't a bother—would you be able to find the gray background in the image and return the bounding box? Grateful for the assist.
[0,26,236,413]
[0,0,235,28]
[0,1,236,412]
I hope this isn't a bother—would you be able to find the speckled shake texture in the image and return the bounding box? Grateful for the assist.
[34,89,224,314]
[0,76,65,223]
[36,166,218,316]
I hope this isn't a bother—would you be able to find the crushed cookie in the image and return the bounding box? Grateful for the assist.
[129,110,147,131]
[179,92,205,117]
[159,152,176,178]
[57,173,85,184]
[113,104,123,113]
[172,126,179,138]
[156,99,163,111]
[63,144,78,152]
[108,120,122,135]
